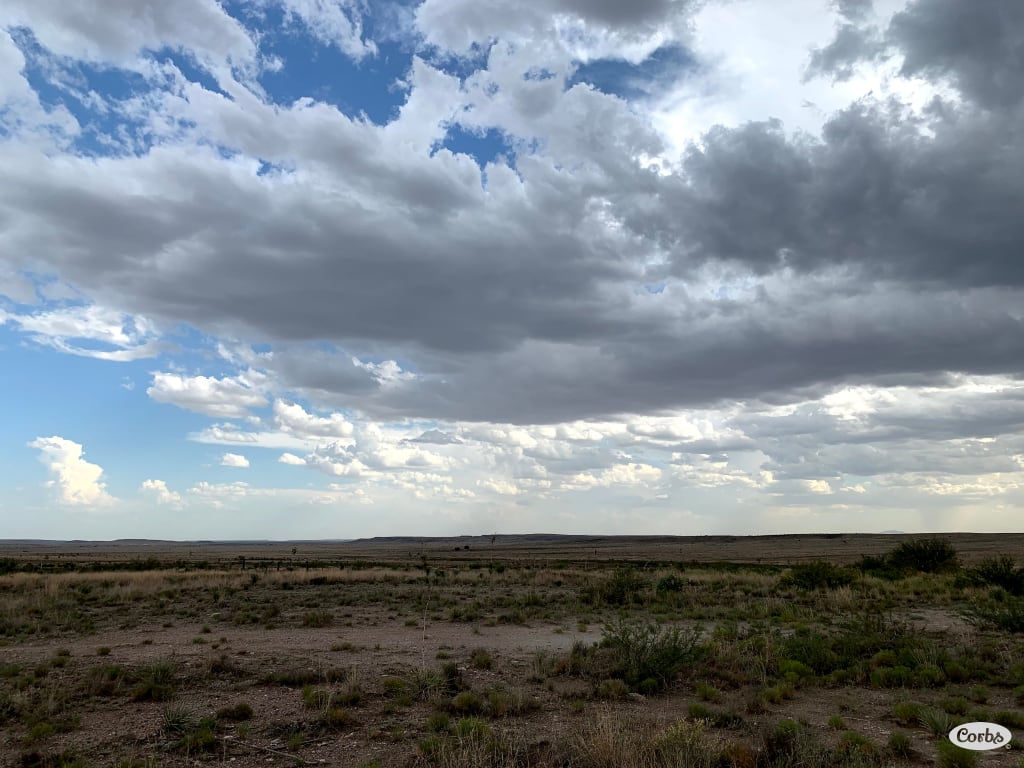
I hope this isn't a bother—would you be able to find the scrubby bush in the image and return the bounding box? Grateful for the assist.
[655,575,686,594]
[887,730,913,758]
[582,569,649,606]
[132,660,176,702]
[600,619,704,691]
[968,556,1024,594]
[936,739,979,768]
[782,562,856,590]
[888,539,960,574]
[963,597,1024,633]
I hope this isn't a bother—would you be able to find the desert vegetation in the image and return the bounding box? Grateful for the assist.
[0,535,1023,766]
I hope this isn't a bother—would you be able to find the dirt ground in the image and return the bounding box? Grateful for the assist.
[2,534,1023,767]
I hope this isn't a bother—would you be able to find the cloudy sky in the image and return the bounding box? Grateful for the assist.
[2,0,1022,540]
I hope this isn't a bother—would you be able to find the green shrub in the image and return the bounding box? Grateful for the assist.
[454,716,490,739]
[887,730,913,758]
[936,739,980,768]
[600,619,704,691]
[302,685,330,709]
[992,710,1024,729]
[969,556,1024,595]
[918,707,952,737]
[963,597,1024,633]
[320,707,354,729]
[778,659,815,686]
[856,554,906,580]
[597,678,629,700]
[689,703,744,729]
[892,701,922,726]
[407,668,442,702]
[888,539,960,573]
[301,610,333,628]
[426,712,449,733]
[696,682,720,701]
[656,575,686,594]
[450,691,483,714]
[132,660,176,702]
[758,719,827,766]
[161,705,196,738]
[782,562,856,590]
[582,569,648,606]
[215,702,253,721]
[469,648,493,670]
[870,665,914,688]
[835,730,878,763]
[940,696,969,716]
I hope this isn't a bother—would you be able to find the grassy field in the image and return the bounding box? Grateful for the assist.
[1,534,1023,767]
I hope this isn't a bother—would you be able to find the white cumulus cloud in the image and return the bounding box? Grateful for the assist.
[148,371,268,419]
[29,436,115,506]
[140,478,182,505]
[220,452,250,468]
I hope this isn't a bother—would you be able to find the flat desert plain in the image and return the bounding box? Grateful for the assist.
[1,533,1023,768]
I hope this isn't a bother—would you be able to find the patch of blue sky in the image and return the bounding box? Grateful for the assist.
[0,325,211,496]
[7,29,212,157]
[422,41,495,81]
[568,44,696,101]
[248,3,412,125]
[434,124,510,171]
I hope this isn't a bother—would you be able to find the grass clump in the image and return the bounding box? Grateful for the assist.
[469,648,493,670]
[887,730,913,758]
[215,702,253,721]
[407,668,443,702]
[963,597,1024,633]
[599,618,704,691]
[301,610,333,628]
[131,660,176,702]
[892,700,922,726]
[449,691,483,715]
[936,739,980,768]
[918,707,952,737]
[161,706,218,753]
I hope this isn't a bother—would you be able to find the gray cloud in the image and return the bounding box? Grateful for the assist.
[622,94,1024,291]
[2,0,1022,431]
[891,0,1024,109]
[407,429,463,445]
[807,23,886,81]
[810,0,1024,109]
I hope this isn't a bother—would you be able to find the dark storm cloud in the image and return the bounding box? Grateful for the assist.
[807,23,886,81]
[622,98,1024,289]
[810,0,1024,109]
[891,0,1024,109]
[2,0,1023,428]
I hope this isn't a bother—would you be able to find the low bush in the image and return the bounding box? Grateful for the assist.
[132,660,176,702]
[781,562,856,590]
[936,739,979,768]
[888,539,960,574]
[600,619,704,691]
[962,597,1024,633]
[968,556,1024,595]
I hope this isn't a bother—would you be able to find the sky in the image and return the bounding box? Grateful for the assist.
[1,0,1023,540]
